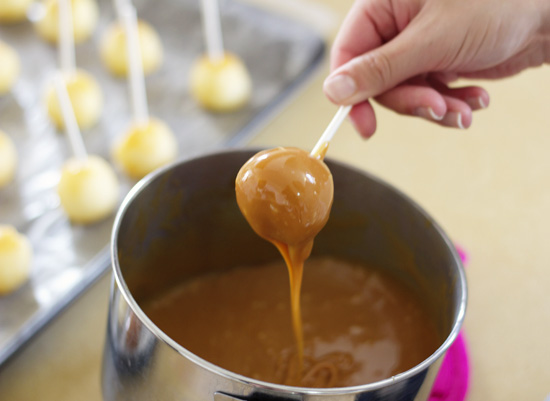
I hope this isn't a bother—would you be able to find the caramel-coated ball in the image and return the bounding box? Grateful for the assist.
[236,147,334,246]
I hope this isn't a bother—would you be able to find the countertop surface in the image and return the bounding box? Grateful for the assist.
[1,1,549,400]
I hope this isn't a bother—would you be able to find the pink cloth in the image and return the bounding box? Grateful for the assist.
[428,246,470,401]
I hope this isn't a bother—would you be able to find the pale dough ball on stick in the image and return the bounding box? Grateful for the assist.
[100,19,163,77]
[113,118,177,179]
[0,130,17,188]
[189,52,251,112]
[111,1,177,179]
[58,155,120,224]
[0,40,21,95]
[0,225,32,296]
[52,74,119,224]
[45,69,102,130]
[45,0,102,130]
[34,0,98,44]
[192,0,251,112]
[0,0,33,24]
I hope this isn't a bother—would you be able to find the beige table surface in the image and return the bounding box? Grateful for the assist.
[1,1,550,400]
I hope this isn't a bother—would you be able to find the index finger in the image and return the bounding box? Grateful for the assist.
[331,0,417,70]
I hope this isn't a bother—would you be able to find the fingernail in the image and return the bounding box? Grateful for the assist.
[442,112,465,129]
[324,74,357,102]
[466,96,488,110]
[413,107,444,121]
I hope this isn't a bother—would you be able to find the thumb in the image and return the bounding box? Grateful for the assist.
[324,29,433,105]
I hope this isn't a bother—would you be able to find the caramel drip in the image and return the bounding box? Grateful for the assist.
[311,142,329,161]
[272,239,313,368]
[235,147,334,373]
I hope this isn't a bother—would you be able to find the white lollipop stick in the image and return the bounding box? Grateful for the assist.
[310,105,352,159]
[116,0,149,125]
[53,74,88,160]
[200,0,224,62]
[58,0,76,74]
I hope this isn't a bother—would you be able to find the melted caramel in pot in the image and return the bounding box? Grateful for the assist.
[144,257,440,387]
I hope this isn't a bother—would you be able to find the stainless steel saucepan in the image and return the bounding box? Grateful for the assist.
[102,149,467,401]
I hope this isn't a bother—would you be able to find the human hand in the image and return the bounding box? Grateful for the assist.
[324,0,550,137]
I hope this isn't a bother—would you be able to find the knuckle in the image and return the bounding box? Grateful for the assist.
[356,51,394,90]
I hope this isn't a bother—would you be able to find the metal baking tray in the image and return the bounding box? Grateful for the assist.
[0,0,325,365]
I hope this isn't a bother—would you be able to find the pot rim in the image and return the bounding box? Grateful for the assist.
[110,147,467,395]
